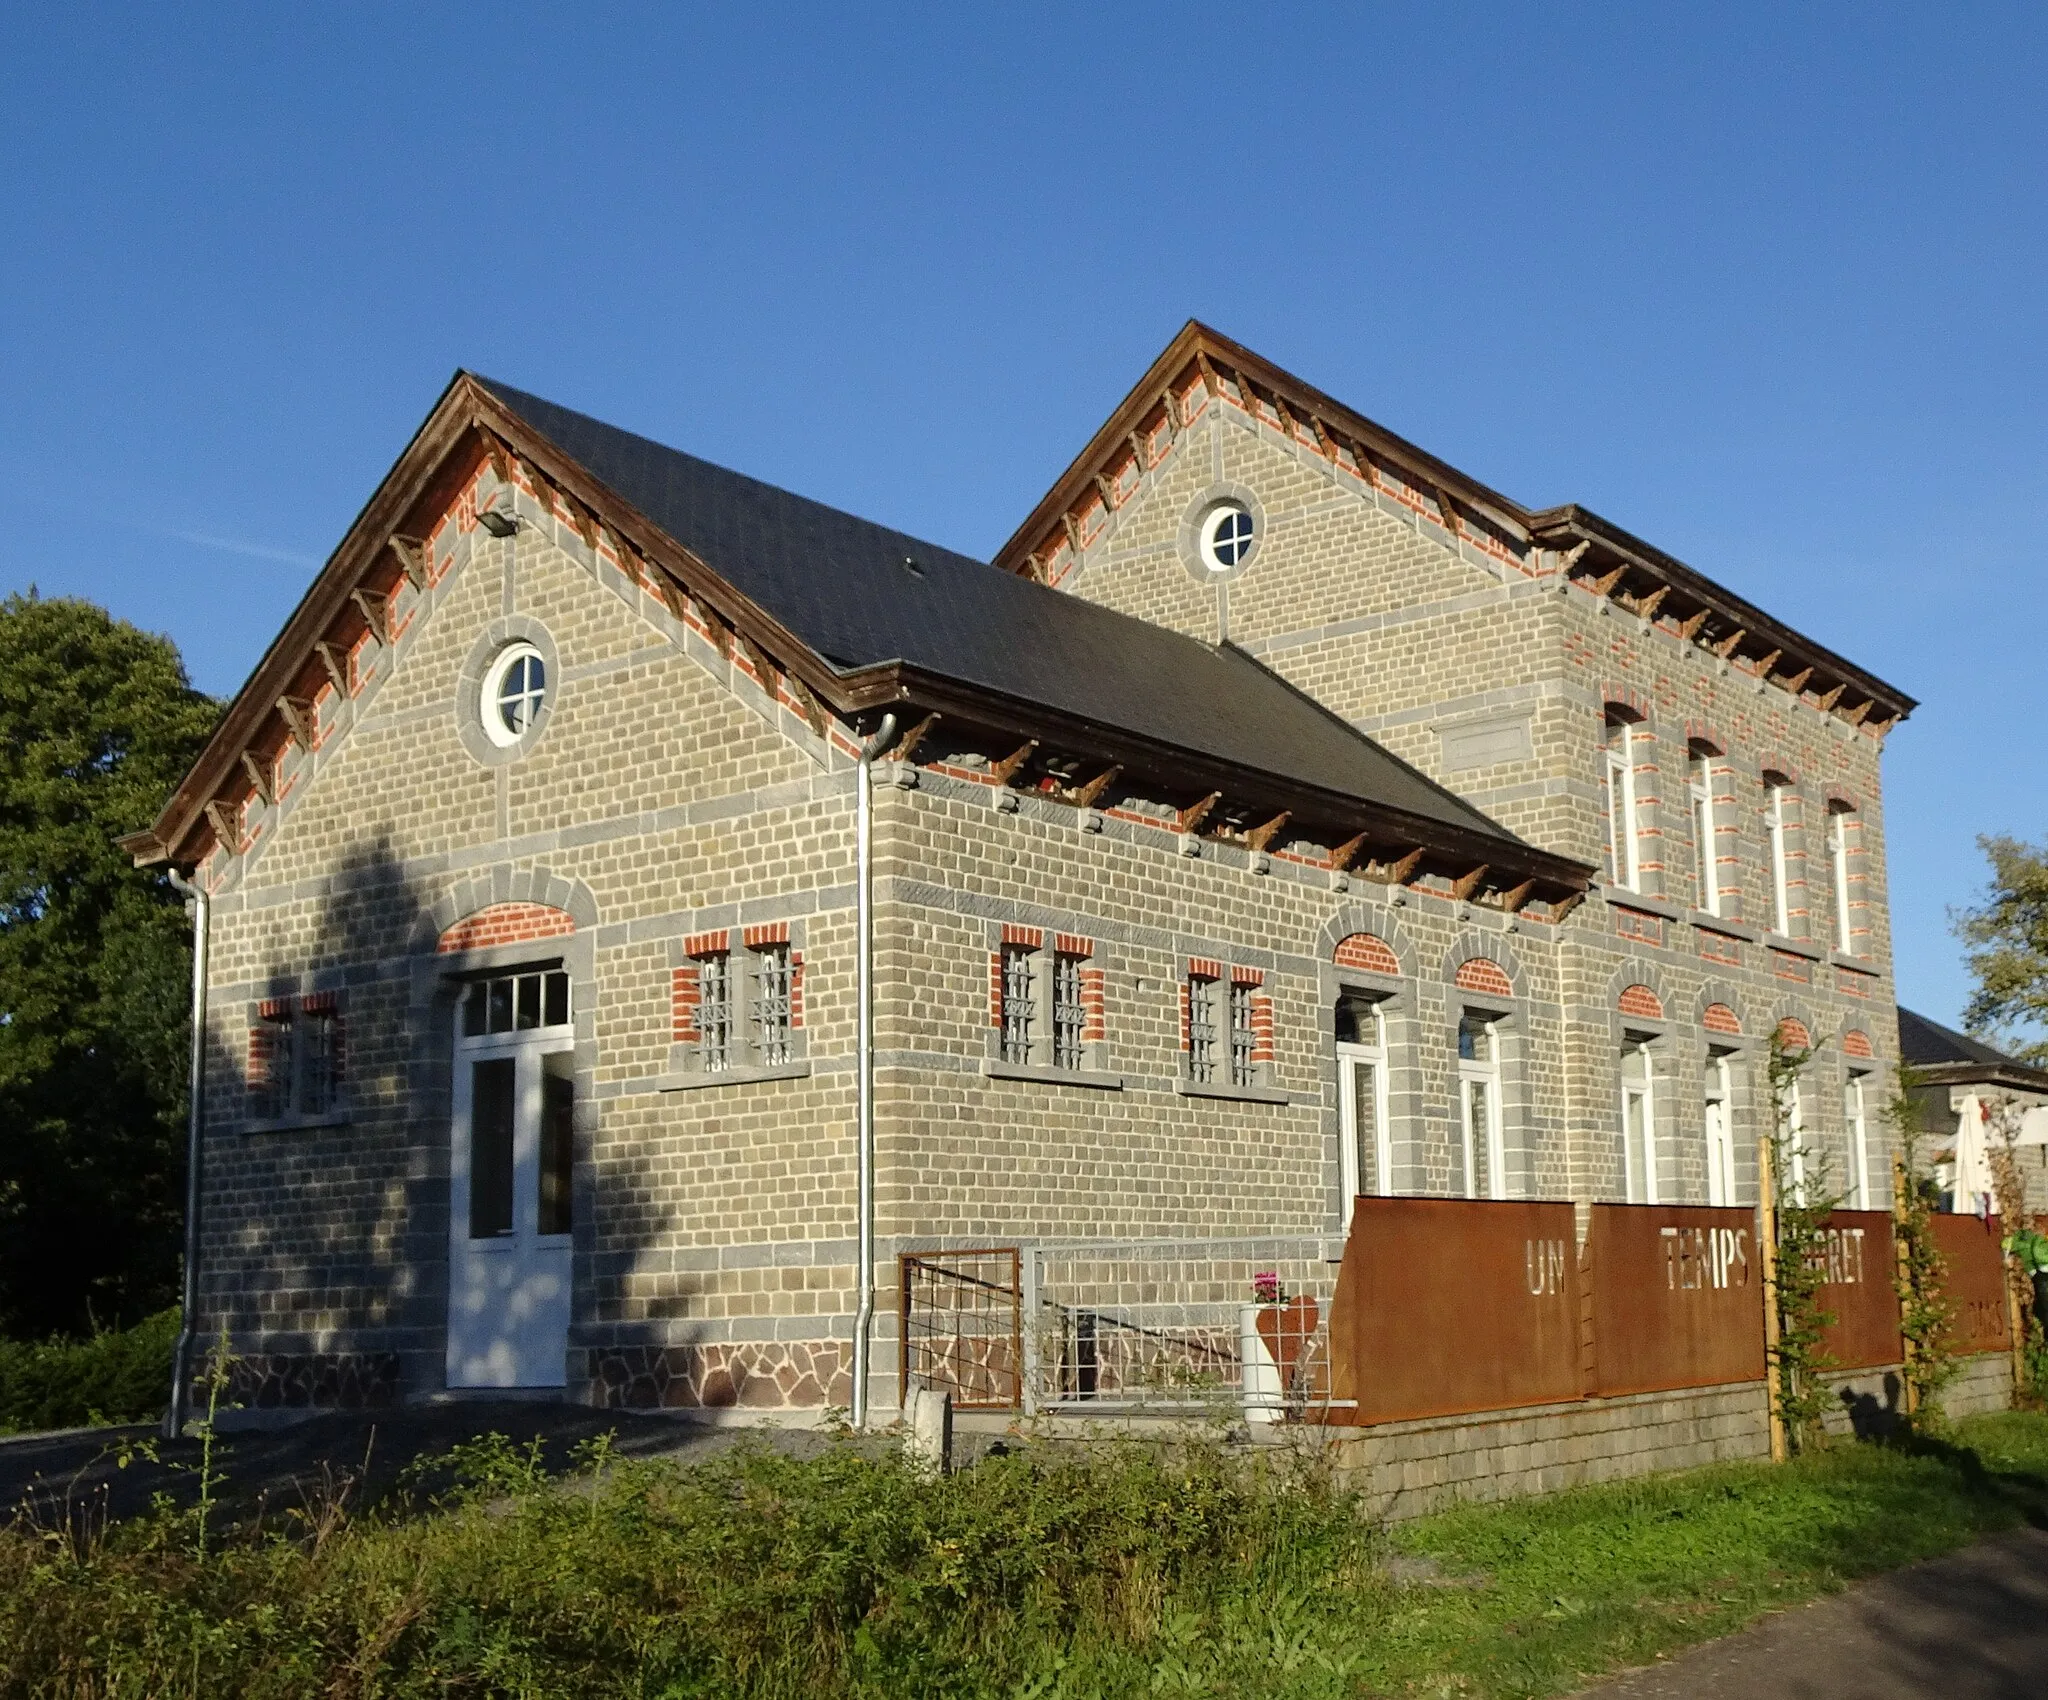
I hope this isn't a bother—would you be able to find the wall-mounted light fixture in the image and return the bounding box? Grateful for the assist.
[477,504,520,538]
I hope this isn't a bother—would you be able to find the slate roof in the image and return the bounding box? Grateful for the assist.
[476,376,1531,853]
[1898,1007,2046,1078]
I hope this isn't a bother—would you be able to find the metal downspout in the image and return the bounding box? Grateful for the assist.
[851,712,898,1428]
[163,868,209,1439]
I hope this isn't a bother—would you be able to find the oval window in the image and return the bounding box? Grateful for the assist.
[1199,501,1255,572]
[480,642,548,747]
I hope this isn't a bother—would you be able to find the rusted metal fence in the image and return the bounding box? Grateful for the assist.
[1930,1213,2012,1354]
[899,1249,1022,1411]
[1582,1205,1765,1398]
[1815,1209,1903,1370]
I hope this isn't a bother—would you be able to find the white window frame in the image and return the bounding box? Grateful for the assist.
[480,641,547,748]
[1704,1050,1735,1206]
[1690,750,1720,916]
[1845,1070,1872,1209]
[1457,1012,1506,1200]
[1766,779,1795,937]
[1336,1000,1390,1226]
[1829,805,1855,955]
[1604,717,1641,890]
[1621,1035,1658,1203]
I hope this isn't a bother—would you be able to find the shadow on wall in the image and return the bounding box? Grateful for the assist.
[214,830,439,1411]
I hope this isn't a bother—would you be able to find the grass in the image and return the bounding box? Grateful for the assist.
[0,1411,2043,1698]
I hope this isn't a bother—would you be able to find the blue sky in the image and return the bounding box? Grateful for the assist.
[3,5,2042,1028]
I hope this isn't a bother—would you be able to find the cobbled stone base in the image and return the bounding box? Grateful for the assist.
[587,1341,853,1411]
[228,1352,402,1410]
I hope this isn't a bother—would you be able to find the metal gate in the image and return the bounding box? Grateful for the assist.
[899,1248,1022,1410]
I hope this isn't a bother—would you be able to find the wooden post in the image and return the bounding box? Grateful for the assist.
[1758,1132,1788,1462]
[1893,1154,1918,1418]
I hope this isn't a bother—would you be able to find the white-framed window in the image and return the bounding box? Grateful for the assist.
[1765,776,1796,937]
[1604,715,1641,889]
[480,641,548,748]
[1336,994,1390,1222]
[1198,501,1255,572]
[1457,1012,1505,1199]
[1186,969,1221,1083]
[1704,1049,1735,1206]
[1690,748,1720,916]
[1828,803,1856,954]
[1621,1035,1658,1203]
[1845,1071,1872,1209]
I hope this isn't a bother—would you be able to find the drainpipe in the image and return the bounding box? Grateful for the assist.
[851,711,899,1429]
[163,868,210,1440]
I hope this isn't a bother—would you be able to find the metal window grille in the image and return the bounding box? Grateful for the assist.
[299,1009,335,1116]
[1000,945,1036,1065]
[698,953,733,1070]
[1187,974,1218,1083]
[1228,980,1256,1087]
[900,1249,1022,1410]
[1051,952,1085,1070]
[753,944,792,1065]
[259,1010,294,1121]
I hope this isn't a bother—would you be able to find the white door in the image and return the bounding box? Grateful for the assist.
[448,968,575,1388]
[1337,1039,1389,1227]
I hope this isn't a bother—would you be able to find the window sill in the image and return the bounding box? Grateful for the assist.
[1689,911,1760,942]
[1831,951,1880,974]
[1173,1077,1291,1105]
[241,1110,352,1135]
[981,1060,1124,1091]
[1763,933,1826,962]
[1600,885,1684,921]
[658,1061,812,1092]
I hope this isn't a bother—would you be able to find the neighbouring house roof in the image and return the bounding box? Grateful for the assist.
[996,321,1917,735]
[1898,1006,2048,1093]
[123,369,1591,901]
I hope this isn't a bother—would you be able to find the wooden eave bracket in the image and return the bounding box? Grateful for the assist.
[1631,585,1670,621]
[890,711,941,767]
[477,427,513,485]
[388,535,427,590]
[1590,563,1628,599]
[1817,682,1846,712]
[1368,847,1425,886]
[1450,864,1491,903]
[275,696,316,752]
[991,740,1038,787]
[1713,627,1747,660]
[240,751,274,806]
[1071,764,1122,809]
[1246,811,1291,853]
[1676,608,1709,641]
[1327,831,1370,874]
[204,799,240,849]
[1550,890,1588,923]
[1495,878,1535,914]
[1177,791,1221,835]
[349,588,389,646]
[1557,540,1592,575]
[313,642,350,696]
[1781,666,1814,696]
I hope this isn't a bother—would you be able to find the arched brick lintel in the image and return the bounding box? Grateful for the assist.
[412,863,601,955]
[1454,957,1514,998]
[1703,1002,1743,1036]
[1618,982,1665,1021]
[1333,931,1399,976]
[438,901,576,955]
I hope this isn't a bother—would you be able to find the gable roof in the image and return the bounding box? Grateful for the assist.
[474,379,1522,849]
[124,369,1589,899]
[1898,1006,2048,1090]
[997,321,1916,734]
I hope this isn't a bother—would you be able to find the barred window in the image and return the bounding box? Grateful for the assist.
[1000,944,1036,1065]
[697,951,734,1071]
[255,1006,294,1121]
[752,943,792,1066]
[1227,980,1256,1088]
[1051,951,1086,1071]
[1186,972,1219,1083]
[299,1006,338,1116]
[252,996,348,1122]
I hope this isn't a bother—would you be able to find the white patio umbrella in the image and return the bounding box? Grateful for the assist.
[2018,1104,2048,1147]
[1952,1094,1993,1216]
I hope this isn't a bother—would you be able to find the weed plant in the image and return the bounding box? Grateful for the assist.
[1,1413,2045,1699]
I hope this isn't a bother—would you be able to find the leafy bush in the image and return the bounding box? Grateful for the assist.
[0,1307,177,1434]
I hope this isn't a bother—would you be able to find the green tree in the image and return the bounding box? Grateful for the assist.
[1955,834,2048,1065]
[0,591,218,1337]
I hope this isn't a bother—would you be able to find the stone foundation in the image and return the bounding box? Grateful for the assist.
[1328,1380,1771,1521]
[587,1340,853,1411]
[1942,1350,2017,1419]
[228,1351,401,1410]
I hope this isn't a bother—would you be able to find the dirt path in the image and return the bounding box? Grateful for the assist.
[1579,1526,2048,1699]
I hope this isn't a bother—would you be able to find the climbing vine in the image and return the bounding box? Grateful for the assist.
[1765,1030,1841,1451]
[1886,1063,1958,1424]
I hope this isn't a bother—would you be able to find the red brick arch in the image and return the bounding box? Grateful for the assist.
[1775,1017,1813,1052]
[437,901,577,954]
[1842,1029,1875,1060]
[1454,957,1513,998]
[1333,932,1399,976]
[1618,984,1665,1021]
[1703,1003,1743,1036]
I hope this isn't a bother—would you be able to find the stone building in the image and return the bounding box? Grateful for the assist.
[123,323,1917,1417]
